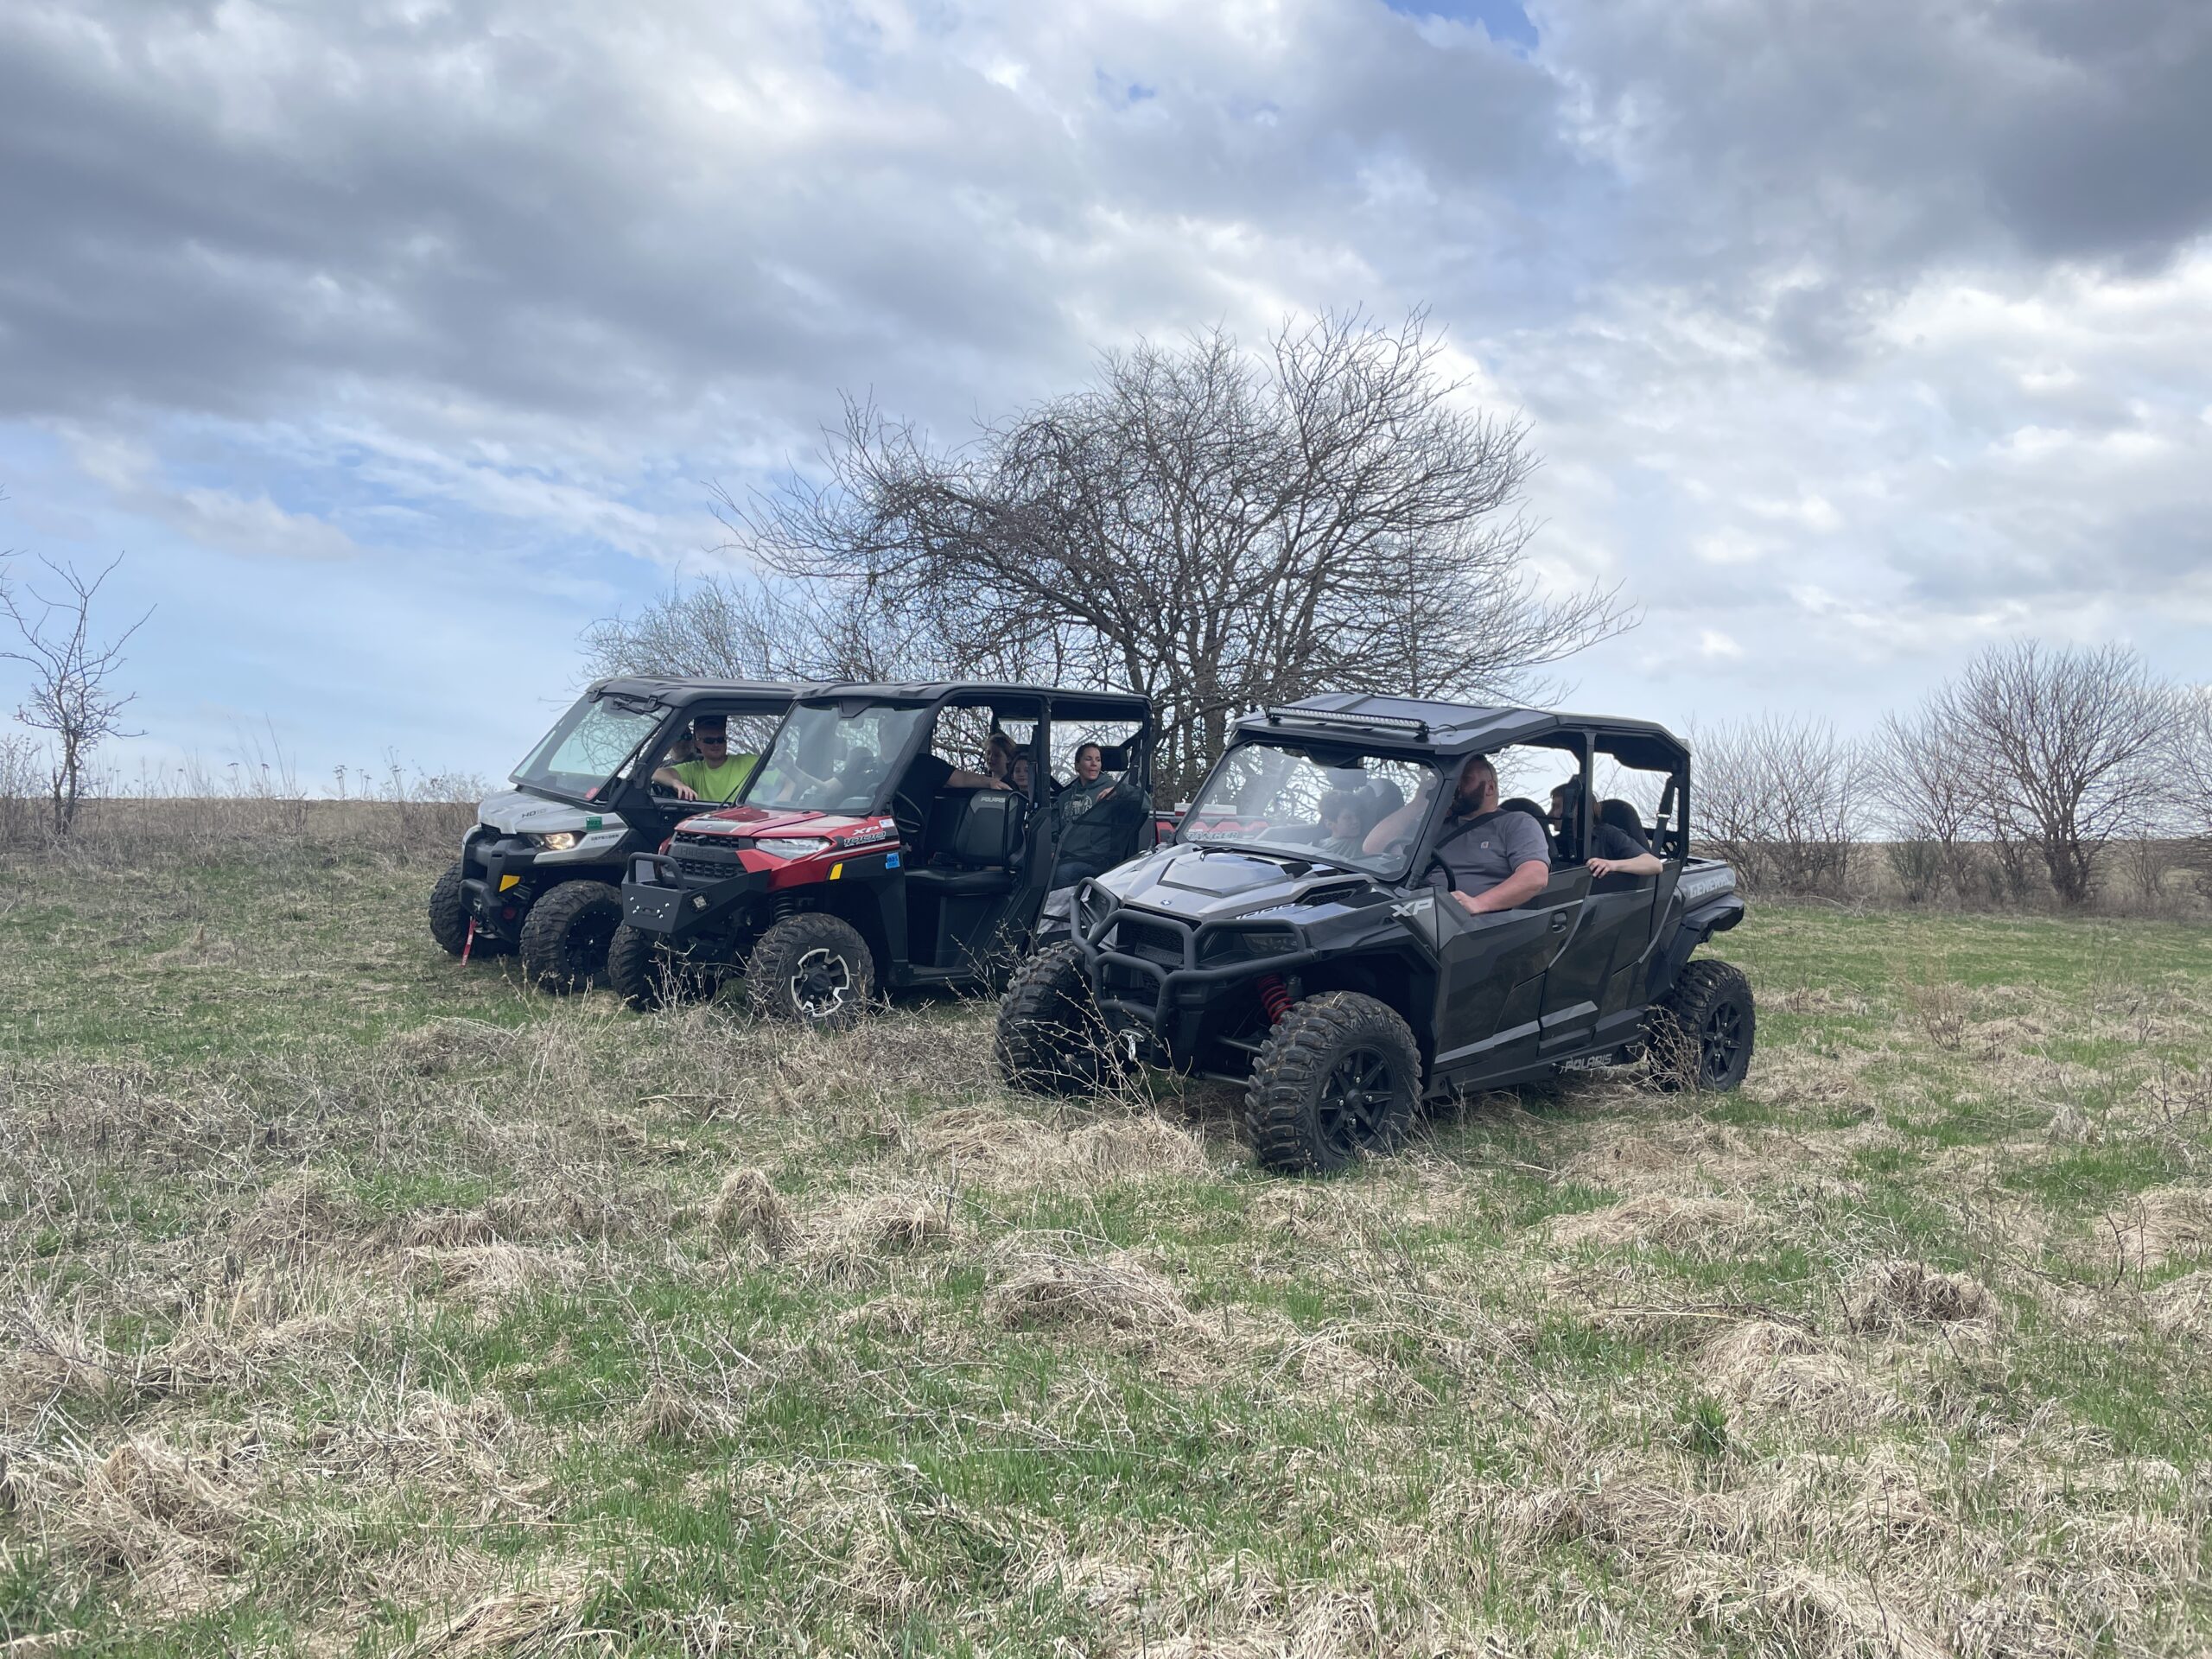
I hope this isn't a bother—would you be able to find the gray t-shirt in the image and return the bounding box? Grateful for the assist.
[1432,809,1550,899]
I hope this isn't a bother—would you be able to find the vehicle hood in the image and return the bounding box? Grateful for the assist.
[677,805,892,841]
[479,789,626,836]
[1096,844,1371,922]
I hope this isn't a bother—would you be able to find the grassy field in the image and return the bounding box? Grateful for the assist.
[3,834,2209,1656]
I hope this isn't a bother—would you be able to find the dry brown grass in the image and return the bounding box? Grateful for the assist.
[1844,1260,1997,1332]
[1549,1194,1765,1258]
[4,856,2209,1654]
[708,1166,798,1252]
[984,1245,1198,1337]
[2097,1185,2212,1273]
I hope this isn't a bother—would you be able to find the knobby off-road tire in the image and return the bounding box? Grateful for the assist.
[1646,959,1756,1092]
[747,912,874,1027]
[1243,991,1422,1175]
[995,941,1123,1096]
[606,921,724,1012]
[518,879,623,993]
[429,861,472,957]
[429,860,512,959]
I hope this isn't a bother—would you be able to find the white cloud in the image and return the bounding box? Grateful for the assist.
[0,0,2206,774]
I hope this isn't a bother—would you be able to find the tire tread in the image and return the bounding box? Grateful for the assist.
[518,879,622,992]
[746,912,874,1025]
[995,943,1117,1094]
[1243,991,1421,1174]
[1648,958,1755,1091]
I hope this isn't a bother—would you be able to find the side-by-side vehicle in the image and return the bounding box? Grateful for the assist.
[995,695,1752,1172]
[610,683,1157,1020]
[428,678,798,989]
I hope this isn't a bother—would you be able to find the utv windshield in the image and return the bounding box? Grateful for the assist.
[1178,740,1445,880]
[743,702,933,815]
[512,692,668,802]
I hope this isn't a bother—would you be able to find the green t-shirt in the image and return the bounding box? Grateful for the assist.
[672,753,758,802]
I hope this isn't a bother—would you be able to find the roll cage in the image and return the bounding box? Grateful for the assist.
[741,681,1156,822]
[1237,696,1692,875]
[513,677,809,813]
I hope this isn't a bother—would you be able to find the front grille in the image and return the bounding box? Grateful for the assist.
[675,855,734,881]
[672,829,752,851]
[1115,918,1186,968]
[1097,958,1164,1011]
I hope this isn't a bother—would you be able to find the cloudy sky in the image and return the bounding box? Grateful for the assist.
[3,0,2208,787]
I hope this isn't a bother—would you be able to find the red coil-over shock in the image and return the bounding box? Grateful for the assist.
[1257,974,1293,1025]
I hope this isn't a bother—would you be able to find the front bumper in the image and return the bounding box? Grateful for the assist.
[460,831,543,942]
[620,849,769,942]
[1076,899,1319,1063]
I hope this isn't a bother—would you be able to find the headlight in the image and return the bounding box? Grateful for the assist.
[755,837,831,860]
[1198,925,1299,967]
[534,831,581,852]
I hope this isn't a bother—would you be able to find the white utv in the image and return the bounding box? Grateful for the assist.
[428,678,798,990]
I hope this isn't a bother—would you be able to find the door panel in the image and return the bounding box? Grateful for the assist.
[1432,872,1585,1077]
[1541,870,1658,1052]
[1598,862,1678,1020]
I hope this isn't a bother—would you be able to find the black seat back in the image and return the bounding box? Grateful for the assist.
[917,791,969,861]
[1599,798,1651,851]
[1499,798,1557,864]
[931,789,1021,869]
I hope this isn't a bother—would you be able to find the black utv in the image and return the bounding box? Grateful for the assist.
[995,696,1751,1173]
[610,683,1157,1020]
[428,678,798,989]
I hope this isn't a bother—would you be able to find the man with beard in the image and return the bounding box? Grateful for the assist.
[1364,754,1550,915]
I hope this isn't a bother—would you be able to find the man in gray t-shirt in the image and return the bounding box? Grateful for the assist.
[1435,800,1549,896]
[1363,754,1552,914]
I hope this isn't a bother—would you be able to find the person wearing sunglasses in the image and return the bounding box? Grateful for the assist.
[652,715,758,803]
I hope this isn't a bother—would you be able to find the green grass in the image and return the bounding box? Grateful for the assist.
[3,838,2209,1655]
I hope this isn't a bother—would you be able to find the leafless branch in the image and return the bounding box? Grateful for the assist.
[1,552,153,837]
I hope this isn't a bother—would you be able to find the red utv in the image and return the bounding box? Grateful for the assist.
[608,683,1157,1021]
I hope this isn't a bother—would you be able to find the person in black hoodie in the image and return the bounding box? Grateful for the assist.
[1050,742,1149,886]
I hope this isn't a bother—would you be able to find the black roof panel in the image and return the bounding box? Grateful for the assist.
[591,677,806,706]
[1246,693,1688,766]
[791,681,1151,714]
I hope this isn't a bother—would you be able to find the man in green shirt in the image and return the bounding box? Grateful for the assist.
[652,715,758,802]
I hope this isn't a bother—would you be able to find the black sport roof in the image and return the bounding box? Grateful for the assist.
[1249,693,1688,771]
[792,681,1151,717]
[592,676,808,707]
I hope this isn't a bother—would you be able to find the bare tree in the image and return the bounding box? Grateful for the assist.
[666,311,1630,797]
[582,572,925,685]
[1692,715,1863,896]
[0,554,152,837]
[2174,686,2212,831]
[2171,684,2212,898]
[1942,640,2174,907]
[1865,703,1982,901]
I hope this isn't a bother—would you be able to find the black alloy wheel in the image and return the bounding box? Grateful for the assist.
[1700,997,1748,1088]
[518,879,624,992]
[1647,959,1756,1092]
[1316,1047,1404,1165]
[1243,991,1422,1175]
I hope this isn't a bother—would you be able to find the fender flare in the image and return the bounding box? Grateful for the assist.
[1648,896,1745,1001]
